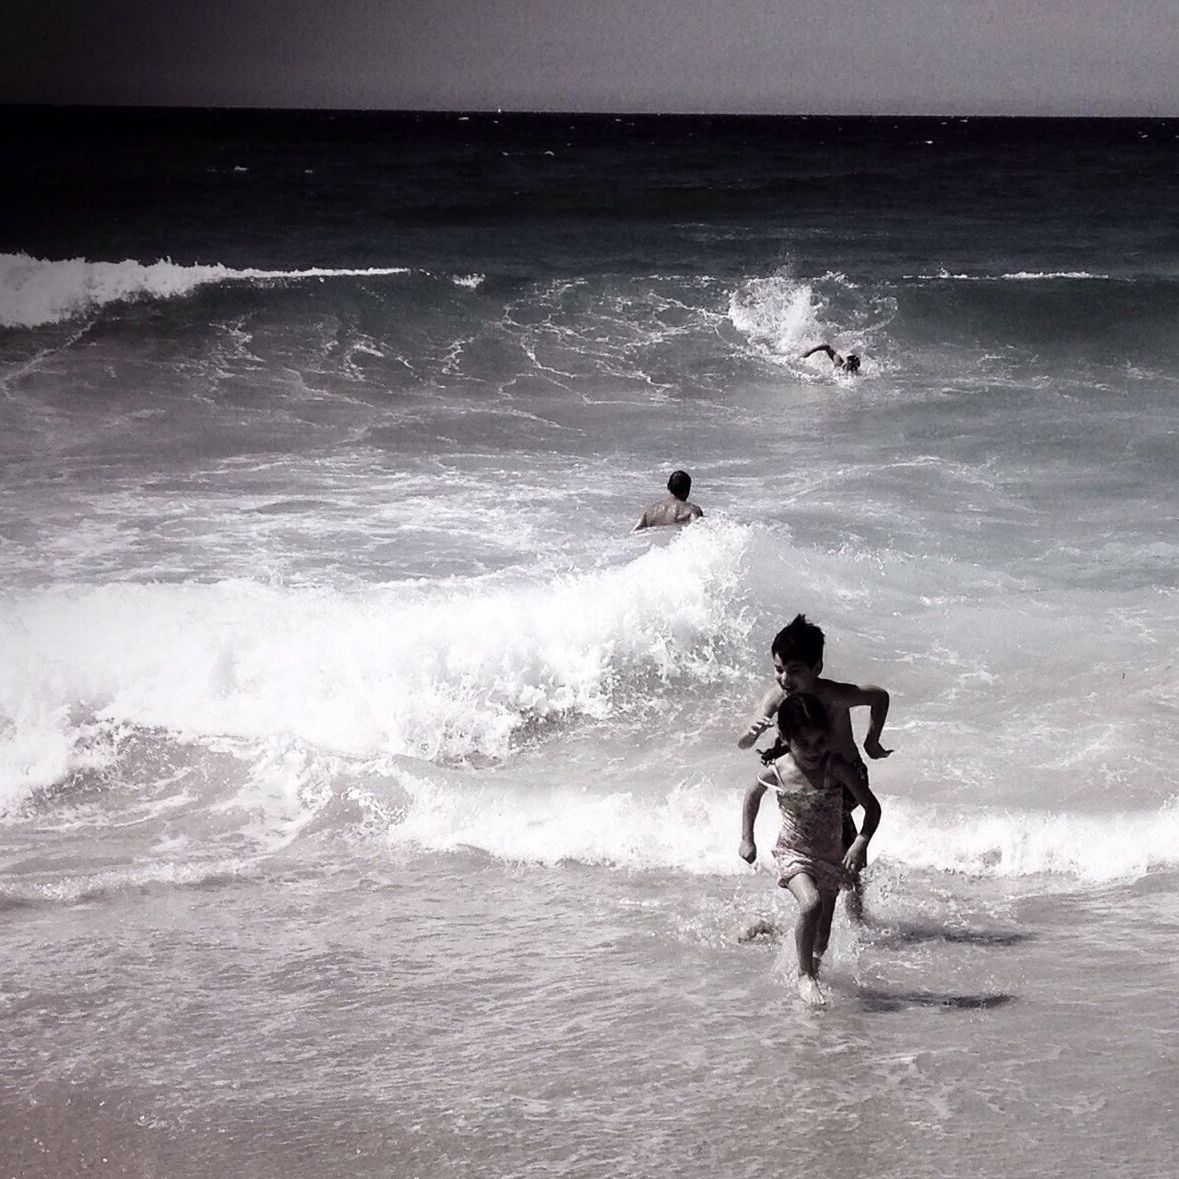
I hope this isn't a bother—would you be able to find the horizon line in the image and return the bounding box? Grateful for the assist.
[3,101,1176,121]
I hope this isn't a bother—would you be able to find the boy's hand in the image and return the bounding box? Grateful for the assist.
[863,736,892,760]
[739,839,757,864]
[842,837,867,873]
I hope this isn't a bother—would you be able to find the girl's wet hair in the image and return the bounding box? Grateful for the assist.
[778,692,830,736]
[759,693,831,764]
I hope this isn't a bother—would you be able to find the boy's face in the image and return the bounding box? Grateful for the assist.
[773,654,818,694]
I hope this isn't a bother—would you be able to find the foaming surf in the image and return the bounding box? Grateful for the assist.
[902,270,1118,281]
[876,794,1179,885]
[364,769,1179,886]
[15,720,1172,900]
[0,520,754,811]
[727,270,895,376]
[0,252,414,328]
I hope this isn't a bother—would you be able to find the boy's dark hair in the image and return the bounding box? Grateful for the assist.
[845,354,861,373]
[759,692,830,764]
[667,470,692,500]
[770,613,825,668]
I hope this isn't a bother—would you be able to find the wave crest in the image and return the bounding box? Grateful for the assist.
[0,521,752,809]
[0,252,412,328]
[362,771,1179,885]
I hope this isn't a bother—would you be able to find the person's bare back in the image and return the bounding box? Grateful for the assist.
[634,494,702,530]
[633,469,703,532]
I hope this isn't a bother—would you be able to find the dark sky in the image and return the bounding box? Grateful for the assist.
[6,0,1177,115]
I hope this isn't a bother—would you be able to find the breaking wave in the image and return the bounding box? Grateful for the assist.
[0,252,414,328]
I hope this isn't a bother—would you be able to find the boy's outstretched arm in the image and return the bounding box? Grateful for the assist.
[737,716,770,750]
[861,685,892,759]
[833,681,892,758]
[739,783,766,863]
[736,685,785,749]
[837,764,881,872]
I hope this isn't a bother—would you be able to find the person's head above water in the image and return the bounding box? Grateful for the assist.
[843,354,861,374]
[667,469,692,501]
[632,469,702,531]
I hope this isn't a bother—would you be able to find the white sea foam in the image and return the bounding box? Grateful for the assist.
[368,769,1179,885]
[726,270,892,372]
[0,252,413,328]
[727,273,826,358]
[0,521,752,810]
[380,770,745,874]
[0,857,254,905]
[904,269,1114,281]
[876,795,1179,884]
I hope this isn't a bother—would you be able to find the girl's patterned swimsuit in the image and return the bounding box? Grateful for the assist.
[761,752,852,897]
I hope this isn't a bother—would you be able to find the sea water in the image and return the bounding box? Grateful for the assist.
[1,109,1177,1178]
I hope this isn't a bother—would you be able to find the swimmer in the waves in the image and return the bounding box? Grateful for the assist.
[632,469,703,532]
[802,343,861,374]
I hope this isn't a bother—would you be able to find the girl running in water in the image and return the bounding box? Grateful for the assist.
[739,693,881,1005]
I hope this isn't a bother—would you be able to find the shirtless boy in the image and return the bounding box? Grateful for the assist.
[737,614,891,920]
[632,469,703,532]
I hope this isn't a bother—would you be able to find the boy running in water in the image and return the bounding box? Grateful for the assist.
[737,614,892,921]
[740,693,882,1005]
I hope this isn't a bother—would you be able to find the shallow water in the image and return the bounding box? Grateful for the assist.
[4,856,1175,1178]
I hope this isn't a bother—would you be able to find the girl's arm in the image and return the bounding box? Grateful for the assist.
[835,761,881,871]
[739,783,767,862]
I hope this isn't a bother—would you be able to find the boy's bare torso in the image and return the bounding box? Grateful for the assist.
[754,678,863,765]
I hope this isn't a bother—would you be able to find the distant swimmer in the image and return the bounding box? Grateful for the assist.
[802,343,861,374]
[632,469,703,532]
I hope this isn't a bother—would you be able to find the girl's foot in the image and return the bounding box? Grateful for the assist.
[797,975,827,1007]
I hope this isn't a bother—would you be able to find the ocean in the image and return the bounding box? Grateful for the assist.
[1,108,1177,1178]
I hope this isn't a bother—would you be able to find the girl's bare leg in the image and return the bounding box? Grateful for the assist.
[784,874,822,975]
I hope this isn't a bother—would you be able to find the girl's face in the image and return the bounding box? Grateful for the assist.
[787,724,828,765]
